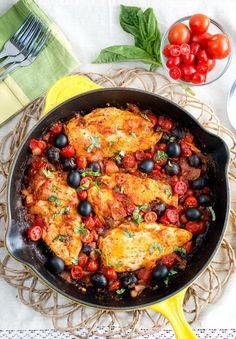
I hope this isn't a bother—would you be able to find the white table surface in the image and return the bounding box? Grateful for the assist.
[0,0,236,335]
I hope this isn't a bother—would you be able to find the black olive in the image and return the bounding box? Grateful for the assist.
[77,201,92,216]
[160,132,170,143]
[46,147,60,164]
[164,161,180,176]
[139,159,154,173]
[54,133,68,149]
[152,264,168,282]
[186,207,202,221]
[82,245,92,255]
[62,157,76,171]
[198,194,212,206]
[191,177,205,190]
[171,127,185,140]
[167,142,181,158]
[46,255,65,274]
[120,274,137,288]
[188,154,201,167]
[67,170,81,188]
[88,161,100,172]
[91,273,108,288]
[152,201,166,216]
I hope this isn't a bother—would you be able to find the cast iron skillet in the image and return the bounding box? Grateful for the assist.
[6,88,229,310]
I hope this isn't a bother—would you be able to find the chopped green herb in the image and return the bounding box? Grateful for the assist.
[207,206,216,221]
[71,256,78,265]
[164,269,178,285]
[107,262,123,268]
[169,137,176,142]
[123,230,134,238]
[139,204,149,212]
[85,136,101,152]
[81,171,100,177]
[149,243,164,254]
[116,288,126,295]
[132,207,144,223]
[51,184,59,192]
[53,234,69,242]
[48,195,61,207]
[74,223,86,234]
[155,150,168,161]
[42,169,54,178]
[51,206,70,219]
[174,245,186,254]
[76,180,91,192]
[91,181,101,190]
[114,154,122,164]
[165,188,172,196]
[114,186,124,194]
[140,113,151,121]
[130,132,137,138]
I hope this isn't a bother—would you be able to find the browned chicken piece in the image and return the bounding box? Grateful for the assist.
[64,107,162,160]
[87,173,178,227]
[22,169,82,265]
[99,222,192,272]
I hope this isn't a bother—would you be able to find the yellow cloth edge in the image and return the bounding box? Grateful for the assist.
[4,76,30,107]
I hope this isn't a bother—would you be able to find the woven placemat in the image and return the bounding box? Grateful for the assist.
[0,68,235,338]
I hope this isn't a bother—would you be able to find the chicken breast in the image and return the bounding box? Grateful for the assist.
[87,173,178,227]
[99,222,192,272]
[64,107,162,160]
[23,169,82,265]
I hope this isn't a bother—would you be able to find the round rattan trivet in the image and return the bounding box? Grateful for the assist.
[0,68,235,338]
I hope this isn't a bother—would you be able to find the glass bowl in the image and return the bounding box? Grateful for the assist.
[160,16,232,86]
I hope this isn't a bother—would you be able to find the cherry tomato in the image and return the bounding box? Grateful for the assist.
[159,214,170,225]
[103,267,117,280]
[77,253,89,267]
[196,62,208,74]
[207,34,231,59]
[28,225,42,241]
[189,14,210,34]
[170,45,181,56]
[144,211,157,223]
[185,195,198,208]
[148,114,158,125]
[173,180,188,195]
[180,142,192,156]
[76,155,87,168]
[192,72,206,84]
[197,50,208,63]
[191,32,212,49]
[190,42,201,55]
[109,280,121,291]
[29,139,46,156]
[50,122,63,136]
[79,176,92,188]
[156,143,167,151]
[166,209,179,223]
[71,266,83,280]
[137,268,152,283]
[87,259,99,272]
[180,43,190,55]
[94,215,103,227]
[166,56,181,68]
[186,221,205,235]
[85,216,95,230]
[80,231,93,244]
[168,23,191,44]
[60,145,76,157]
[157,116,173,131]
[123,155,136,168]
[169,66,182,80]
[182,53,195,64]
[144,152,153,159]
[180,64,196,82]
[34,216,45,228]
[135,150,145,161]
[207,58,216,72]
[161,253,177,268]
[183,241,193,253]
[91,229,98,241]
[78,190,88,200]
[163,44,174,57]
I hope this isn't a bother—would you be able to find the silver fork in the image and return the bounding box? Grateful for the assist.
[0,28,50,81]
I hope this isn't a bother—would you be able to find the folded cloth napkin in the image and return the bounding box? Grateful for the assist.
[0,0,79,126]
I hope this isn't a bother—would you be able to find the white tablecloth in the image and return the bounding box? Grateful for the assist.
[0,0,236,335]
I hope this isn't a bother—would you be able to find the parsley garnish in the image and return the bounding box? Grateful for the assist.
[81,171,100,177]
[166,188,172,197]
[114,186,124,194]
[139,204,149,212]
[155,150,168,161]
[71,256,78,265]
[132,207,144,223]
[51,184,59,192]
[149,243,164,254]
[123,230,134,238]
[174,245,186,254]
[51,206,70,219]
[169,137,176,142]
[74,223,87,234]
[130,132,137,138]
[53,234,69,242]
[107,263,123,268]
[114,154,122,164]
[91,181,101,190]
[116,288,126,295]
[207,206,216,221]
[164,269,178,285]
[85,136,101,152]
[42,169,54,178]
[48,195,61,207]
[140,113,151,121]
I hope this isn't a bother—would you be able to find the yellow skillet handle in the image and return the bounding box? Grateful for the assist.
[148,288,197,339]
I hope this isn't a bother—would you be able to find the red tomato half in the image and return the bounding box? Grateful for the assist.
[50,122,63,136]
[170,45,181,56]
[173,180,188,195]
[137,268,152,283]
[196,62,208,74]
[185,195,198,208]
[109,280,121,291]
[163,44,174,57]
[169,66,182,80]
[207,34,231,59]
[85,216,95,230]
[87,259,99,272]
[76,155,87,168]
[71,266,83,280]
[144,211,157,223]
[166,56,181,68]
[80,231,93,244]
[162,253,177,268]
[180,43,190,55]
[182,53,195,65]
[190,42,201,55]
[166,209,179,223]
[60,145,76,157]
[123,155,136,168]
[192,72,206,84]
[186,221,205,235]
[135,150,145,161]
[29,139,46,156]
[28,225,42,241]
[189,14,210,34]
[168,23,191,44]
[103,267,117,280]
[157,116,173,131]
[78,190,88,200]
[94,215,103,227]
[197,50,208,63]
[77,253,88,267]
[148,114,158,125]
[180,64,196,82]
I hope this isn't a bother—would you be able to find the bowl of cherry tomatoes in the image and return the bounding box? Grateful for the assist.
[161,14,232,85]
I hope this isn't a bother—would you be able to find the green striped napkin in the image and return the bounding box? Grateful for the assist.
[0,0,79,126]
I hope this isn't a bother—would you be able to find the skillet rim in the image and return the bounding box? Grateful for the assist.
[5,87,230,310]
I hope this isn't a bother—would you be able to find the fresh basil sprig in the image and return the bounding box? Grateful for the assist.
[93,5,162,71]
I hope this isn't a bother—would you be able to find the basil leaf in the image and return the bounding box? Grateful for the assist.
[116,288,126,295]
[81,171,100,177]
[120,5,141,37]
[149,243,164,254]
[123,230,134,238]
[174,245,186,254]
[85,136,100,152]
[71,256,78,265]
[107,263,123,268]
[132,207,144,223]
[53,234,69,242]
[164,269,178,285]
[165,188,172,196]
[48,195,61,207]
[140,113,151,121]
[114,154,122,164]
[155,150,168,161]
[51,206,70,219]
[42,169,54,179]
[139,204,149,212]
[76,181,91,192]
[74,223,86,234]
